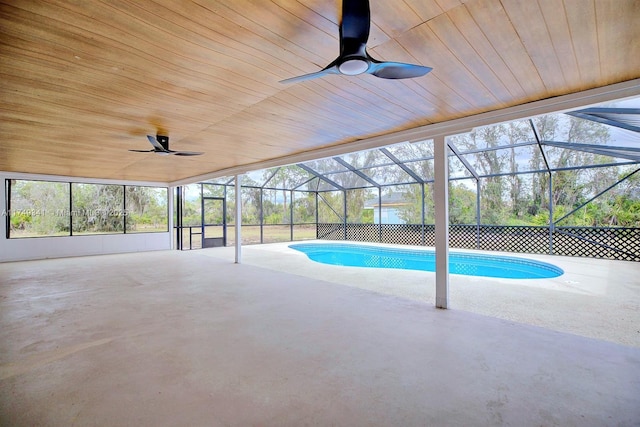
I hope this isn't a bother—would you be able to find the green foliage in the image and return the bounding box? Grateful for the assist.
[531,210,550,226]
[450,184,477,224]
[9,180,69,236]
[293,193,316,223]
[395,185,423,224]
[317,191,343,223]
[10,209,31,230]
[71,184,125,233]
[346,189,372,223]
[9,181,168,237]
[361,209,374,223]
[126,187,168,232]
[264,212,283,224]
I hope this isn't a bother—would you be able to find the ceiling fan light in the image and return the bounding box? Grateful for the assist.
[339,59,369,75]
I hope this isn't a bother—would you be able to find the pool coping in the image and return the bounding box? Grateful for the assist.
[289,241,565,279]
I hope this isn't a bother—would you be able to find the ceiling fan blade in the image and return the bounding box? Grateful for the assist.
[341,0,370,46]
[147,135,168,152]
[133,135,202,155]
[369,61,432,79]
[279,65,339,84]
[173,151,204,156]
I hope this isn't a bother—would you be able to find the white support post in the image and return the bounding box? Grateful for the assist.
[235,175,242,264]
[434,135,449,309]
[168,186,174,250]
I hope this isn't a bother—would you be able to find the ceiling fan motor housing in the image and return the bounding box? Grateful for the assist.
[339,58,370,75]
[156,135,169,150]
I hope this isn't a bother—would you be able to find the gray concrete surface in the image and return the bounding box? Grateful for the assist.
[1,247,639,426]
[210,241,640,347]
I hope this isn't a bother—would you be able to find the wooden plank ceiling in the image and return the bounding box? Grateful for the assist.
[1,0,639,183]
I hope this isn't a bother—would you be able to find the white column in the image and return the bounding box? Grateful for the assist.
[235,175,242,264]
[433,135,449,309]
[168,186,174,250]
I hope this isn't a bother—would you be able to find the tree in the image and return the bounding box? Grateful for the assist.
[317,191,344,223]
[293,191,316,223]
[395,184,423,224]
[9,180,69,236]
[126,186,167,231]
[449,183,477,224]
[71,184,124,233]
[264,166,312,224]
[451,127,508,224]
[241,186,261,224]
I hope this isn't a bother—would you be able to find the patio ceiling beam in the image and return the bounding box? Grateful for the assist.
[379,148,424,183]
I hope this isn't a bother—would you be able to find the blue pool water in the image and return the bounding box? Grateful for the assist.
[289,243,564,279]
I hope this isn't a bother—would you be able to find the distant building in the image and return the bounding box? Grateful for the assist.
[364,193,410,224]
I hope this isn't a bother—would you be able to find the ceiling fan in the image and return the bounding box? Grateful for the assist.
[129,135,203,156]
[280,0,432,84]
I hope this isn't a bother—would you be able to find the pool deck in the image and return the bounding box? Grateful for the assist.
[203,240,640,347]
[1,243,639,425]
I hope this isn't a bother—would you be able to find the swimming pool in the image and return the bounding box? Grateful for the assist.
[289,243,564,279]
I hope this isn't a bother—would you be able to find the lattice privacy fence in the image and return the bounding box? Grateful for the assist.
[317,223,640,261]
[553,227,639,261]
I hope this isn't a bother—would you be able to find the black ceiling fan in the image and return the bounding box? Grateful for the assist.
[280,0,432,84]
[129,135,203,156]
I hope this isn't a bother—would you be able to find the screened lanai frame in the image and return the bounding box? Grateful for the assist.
[177,100,640,261]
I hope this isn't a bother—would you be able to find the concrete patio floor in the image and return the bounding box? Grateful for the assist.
[1,245,639,426]
[206,241,640,347]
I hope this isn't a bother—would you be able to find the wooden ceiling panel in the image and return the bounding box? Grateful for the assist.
[464,0,547,99]
[594,0,640,85]
[370,41,467,120]
[369,2,423,39]
[397,23,496,113]
[435,0,465,11]
[445,5,527,102]
[1,0,638,183]
[403,0,449,22]
[204,0,338,76]
[563,0,600,86]
[536,0,581,88]
[425,12,513,106]
[501,0,567,94]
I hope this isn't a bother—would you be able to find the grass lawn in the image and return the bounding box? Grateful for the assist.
[179,224,317,249]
